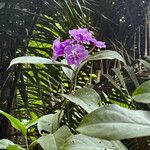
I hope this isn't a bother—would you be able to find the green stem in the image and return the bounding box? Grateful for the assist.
[73,71,78,92]
[69,45,96,92]
[25,135,29,150]
[89,61,93,85]
[89,45,96,53]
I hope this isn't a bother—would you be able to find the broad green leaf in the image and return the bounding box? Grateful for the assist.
[132,80,150,103]
[61,59,75,80]
[61,134,127,150]
[33,134,57,150]
[62,88,101,113]
[37,114,53,135]
[77,104,150,140]
[32,126,72,150]
[0,139,14,149]
[51,111,64,133]
[8,56,68,68]
[0,140,25,150]
[25,119,38,129]
[6,145,25,150]
[62,66,74,80]
[53,125,72,149]
[37,111,64,135]
[0,111,27,136]
[88,50,126,64]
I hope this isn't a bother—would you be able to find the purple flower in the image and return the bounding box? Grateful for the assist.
[64,44,89,66]
[52,28,106,66]
[52,38,71,60]
[69,28,106,48]
[90,38,106,49]
[69,28,92,44]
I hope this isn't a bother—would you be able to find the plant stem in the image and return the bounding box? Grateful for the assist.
[89,45,96,53]
[73,71,78,92]
[25,135,29,150]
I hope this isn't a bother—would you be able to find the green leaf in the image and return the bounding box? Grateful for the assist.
[132,80,150,103]
[25,119,38,129]
[62,88,101,113]
[0,111,27,136]
[32,126,72,150]
[61,59,75,81]
[8,56,68,68]
[51,111,64,133]
[77,104,150,140]
[0,139,14,149]
[54,125,72,149]
[0,139,25,150]
[88,50,126,64]
[37,114,53,135]
[35,134,57,150]
[6,145,25,150]
[37,111,64,135]
[61,134,127,150]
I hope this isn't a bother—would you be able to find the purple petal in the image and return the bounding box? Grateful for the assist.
[77,50,89,61]
[66,54,75,65]
[64,45,72,54]
[69,28,93,44]
[90,38,106,48]
[69,29,78,37]
[64,44,89,67]
[95,41,106,48]
[61,39,71,47]
[52,38,71,59]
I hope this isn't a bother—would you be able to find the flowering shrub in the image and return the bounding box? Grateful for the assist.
[52,28,106,66]
[4,28,135,150]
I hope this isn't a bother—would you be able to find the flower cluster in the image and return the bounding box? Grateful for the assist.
[52,28,106,66]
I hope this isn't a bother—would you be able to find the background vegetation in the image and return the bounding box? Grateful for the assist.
[0,0,150,149]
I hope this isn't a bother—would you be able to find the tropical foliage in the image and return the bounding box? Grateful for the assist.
[0,0,150,150]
